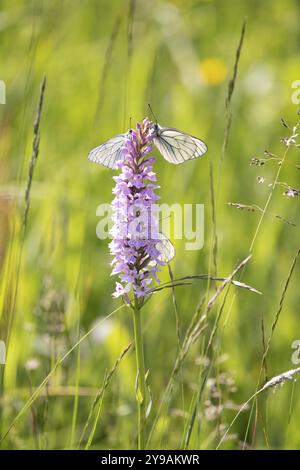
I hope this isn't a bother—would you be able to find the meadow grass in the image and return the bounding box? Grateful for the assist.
[0,0,300,450]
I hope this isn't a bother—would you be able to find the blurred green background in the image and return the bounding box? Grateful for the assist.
[0,0,300,450]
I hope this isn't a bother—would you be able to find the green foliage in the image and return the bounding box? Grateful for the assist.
[0,0,300,450]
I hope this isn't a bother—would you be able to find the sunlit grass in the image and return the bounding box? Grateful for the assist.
[0,0,300,450]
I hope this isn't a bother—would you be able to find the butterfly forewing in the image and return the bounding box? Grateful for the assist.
[88,133,127,169]
[153,125,207,164]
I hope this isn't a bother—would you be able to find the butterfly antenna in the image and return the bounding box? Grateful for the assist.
[148,103,158,124]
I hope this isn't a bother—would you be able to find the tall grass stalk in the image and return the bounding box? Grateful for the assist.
[84,370,108,450]
[210,19,246,279]
[79,341,132,448]
[217,367,300,449]
[0,77,46,444]
[147,255,256,447]
[242,245,300,447]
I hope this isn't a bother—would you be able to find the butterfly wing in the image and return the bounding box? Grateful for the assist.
[88,133,127,169]
[191,136,208,158]
[156,233,175,263]
[153,125,207,164]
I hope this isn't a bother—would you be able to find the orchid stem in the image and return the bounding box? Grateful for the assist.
[133,297,147,450]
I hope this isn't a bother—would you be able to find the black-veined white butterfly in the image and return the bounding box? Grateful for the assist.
[156,232,175,263]
[88,121,207,169]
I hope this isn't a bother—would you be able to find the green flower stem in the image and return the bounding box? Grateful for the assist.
[133,297,147,450]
